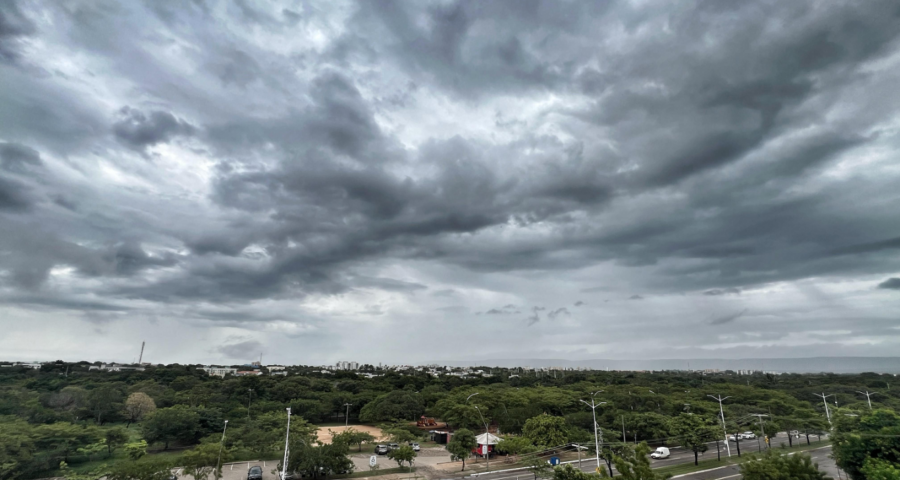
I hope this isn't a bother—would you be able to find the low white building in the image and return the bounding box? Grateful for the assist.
[201,366,238,377]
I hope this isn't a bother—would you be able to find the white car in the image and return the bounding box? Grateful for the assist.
[650,447,670,459]
[728,434,739,442]
[741,432,756,440]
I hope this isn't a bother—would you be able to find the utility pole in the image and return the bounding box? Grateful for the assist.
[579,391,606,469]
[707,395,732,457]
[750,414,768,451]
[281,408,291,480]
[344,403,353,426]
[854,390,878,410]
[813,393,833,425]
[216,420,228,480]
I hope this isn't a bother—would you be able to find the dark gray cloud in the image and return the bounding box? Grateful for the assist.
[217,340,263,360]
[710,309,748,326]
[112,107,195,150]
[878,278,900,290]
[1,0,899,363]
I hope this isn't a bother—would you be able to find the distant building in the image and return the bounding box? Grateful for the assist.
[267,365,286,371]
[17,363,43,369]
[201,366,238,377]
[88,363,145,372]
[235,370,263,377]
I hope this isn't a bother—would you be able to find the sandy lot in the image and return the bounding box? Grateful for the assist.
[316,424,387,444]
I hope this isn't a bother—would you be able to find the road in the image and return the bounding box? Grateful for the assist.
[669,445,840,480]
[463,433,833,480]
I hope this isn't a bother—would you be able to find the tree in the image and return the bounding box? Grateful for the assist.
[497,435,536,461]
[833,409,900,480]
[387,444,416,469]
[522,453,553,480]
[107,458,177,480]
[523,414,569,448]
[861,458,900,480]
[599,443,669,480]
[77,439,108,462]
[286,440,353,479]
[33,422,102,463]
[0,419,36,480]
[669,414,716,466]
[358,391,423,422]
[105,427,130,456]
[331,428,376,452]
[124,392,157,427]
[447,428,477,471]
[739,450,826,480]
[182,443,228,480]
[125,440,148,461]
[142,405,201,449]
[88,385,124,425]
[554,464,599,480]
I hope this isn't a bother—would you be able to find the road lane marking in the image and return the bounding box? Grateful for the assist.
[711,475,741,480]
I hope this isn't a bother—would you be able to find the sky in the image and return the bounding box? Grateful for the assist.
[1,0,900,366]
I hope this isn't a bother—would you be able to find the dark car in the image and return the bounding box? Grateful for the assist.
[248,466,263,480]
[375,444,390,455]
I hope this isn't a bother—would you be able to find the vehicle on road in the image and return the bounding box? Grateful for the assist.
[410,442,420,451]
[741,431,756,439]
[248,466,263,480]
[789,430,800,438]
[650,447,670,459]
[728,434,740,441]
[375,444,390,455]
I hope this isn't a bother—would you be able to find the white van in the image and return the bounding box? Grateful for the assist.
[650,447,670,459]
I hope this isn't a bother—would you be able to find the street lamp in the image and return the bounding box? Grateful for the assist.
[707,395,732,458]
[813,393,833,424]
[854,390,879,410]
[579,391,606,469]
[281,408,291,480]
[216,420,228,480]
[473,405,491,473]
[466,392,480,403]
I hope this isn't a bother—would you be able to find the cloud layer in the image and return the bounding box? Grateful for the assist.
[1,0,899,364]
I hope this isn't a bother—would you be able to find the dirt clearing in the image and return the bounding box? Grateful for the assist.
[315,424,386,444]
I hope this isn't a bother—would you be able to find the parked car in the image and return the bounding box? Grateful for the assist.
[375,444,390,455]
[389,443,399,451]
[741,432,756,440]
[650,447,670,459]
[248,466,263,480]
[728,434,739,442]
[410,442,420,451]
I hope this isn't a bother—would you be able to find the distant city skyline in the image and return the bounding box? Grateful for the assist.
[1,1,899,364]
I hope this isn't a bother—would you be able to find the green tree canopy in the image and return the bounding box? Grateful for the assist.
[739,450,826,480]
[447,428,477,471]
[142,405,201,449]
[523,414,569,448]
[359,391,424,422]
[833,409,900,480]
[669,414,716,465]
[387,444,416,469]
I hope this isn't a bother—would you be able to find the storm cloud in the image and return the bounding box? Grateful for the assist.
[1,0,899,364]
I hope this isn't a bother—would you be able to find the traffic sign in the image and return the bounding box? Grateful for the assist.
[369,456,377,467]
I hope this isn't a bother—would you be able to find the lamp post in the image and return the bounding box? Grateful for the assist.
[473,405,490,473]
[854,390,878,410]
[813,393,833,425]
[466,392,480,403]
[344,403,353,426]
[216,420,228,480]
[579,391,606,469]
[707,395,732,457]
[281,408,291,480]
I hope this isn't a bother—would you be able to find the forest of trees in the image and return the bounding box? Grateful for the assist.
[0,361,897,479]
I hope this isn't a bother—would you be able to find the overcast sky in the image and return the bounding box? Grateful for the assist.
[1,0,899,366]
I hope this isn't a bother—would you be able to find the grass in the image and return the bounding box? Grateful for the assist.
[654,440,831,477]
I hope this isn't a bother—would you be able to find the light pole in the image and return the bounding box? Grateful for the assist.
[854,390,878,410]
[344,403,353,426]
[579,391,606,469]
[707,395,732,457]
[247,388,253,420]
[281,408,291,480]
[473,405,490,473]
[813,393,833,425]
[466,392,480,403]
[216,420,228,480]
[750,414,768,451]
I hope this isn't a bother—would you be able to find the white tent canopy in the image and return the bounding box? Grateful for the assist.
[475,433,501,445]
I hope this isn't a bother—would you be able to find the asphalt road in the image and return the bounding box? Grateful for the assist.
[462,432,833,480]
[668,445,840,480]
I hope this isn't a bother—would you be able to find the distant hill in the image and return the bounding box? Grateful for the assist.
[435,357,900,374]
